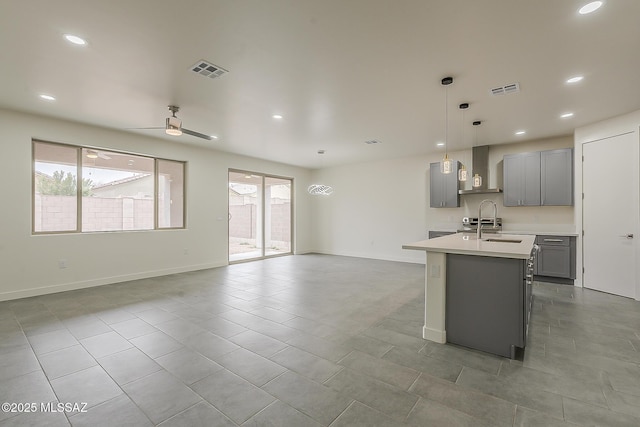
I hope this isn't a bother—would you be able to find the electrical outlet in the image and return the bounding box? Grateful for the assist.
[58,259,67,269]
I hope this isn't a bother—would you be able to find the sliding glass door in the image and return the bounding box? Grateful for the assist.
[228,170,292,263]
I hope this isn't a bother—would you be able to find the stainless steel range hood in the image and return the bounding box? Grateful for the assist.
[458,145,503,195]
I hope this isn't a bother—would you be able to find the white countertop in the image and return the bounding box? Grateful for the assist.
[403,233,536,259]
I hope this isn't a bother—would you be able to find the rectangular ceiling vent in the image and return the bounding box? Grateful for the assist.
[490,82,520,96]
[190,60,228,79]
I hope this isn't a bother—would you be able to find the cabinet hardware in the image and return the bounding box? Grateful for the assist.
[543,238,563,242]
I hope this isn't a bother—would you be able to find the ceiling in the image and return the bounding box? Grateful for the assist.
[1,0,639,169]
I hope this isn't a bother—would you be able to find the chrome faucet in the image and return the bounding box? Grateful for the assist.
[477,199,497,240]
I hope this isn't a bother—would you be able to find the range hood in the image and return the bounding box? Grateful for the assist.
[458,145,503,195]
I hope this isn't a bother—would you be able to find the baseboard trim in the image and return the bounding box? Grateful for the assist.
[0,261,227,302]
[423,325,446,344]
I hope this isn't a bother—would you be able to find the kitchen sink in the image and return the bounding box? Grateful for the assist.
[483,238,522,243]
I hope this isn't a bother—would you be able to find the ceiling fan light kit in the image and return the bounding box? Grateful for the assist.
[133,105,213,140]
[165,116,183,136]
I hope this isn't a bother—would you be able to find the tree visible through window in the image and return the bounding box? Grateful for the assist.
[36,170,94,196]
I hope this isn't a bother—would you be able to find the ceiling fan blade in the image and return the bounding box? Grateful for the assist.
[126,127,165,130]
[181,128,213,140]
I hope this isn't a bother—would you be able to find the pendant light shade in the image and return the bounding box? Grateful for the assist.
[441,154,454,174]
[440,77,454,174]
[458,164,468,182]
[472,173,483,188]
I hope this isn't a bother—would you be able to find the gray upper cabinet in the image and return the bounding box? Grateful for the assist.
[430,161,460,208]
[541,149,573,206]
[503,152,541,206]
[503,148,573,207]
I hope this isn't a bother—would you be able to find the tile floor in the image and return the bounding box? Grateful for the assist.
[1,254,640,426]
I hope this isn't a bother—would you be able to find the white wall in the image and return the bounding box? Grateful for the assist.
[311,136,575,263]
[0,109,313,301]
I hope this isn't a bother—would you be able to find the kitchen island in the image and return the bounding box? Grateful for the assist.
[403,233,536,358]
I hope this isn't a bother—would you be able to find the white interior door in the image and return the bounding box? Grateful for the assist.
[582,132,639,299]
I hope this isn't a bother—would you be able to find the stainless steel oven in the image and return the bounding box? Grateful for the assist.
[460,217,503,233]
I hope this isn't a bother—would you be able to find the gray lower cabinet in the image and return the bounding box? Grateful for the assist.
[446,254,531,359]
[535,235,576,279]
[430,161,460,208]
[503,148,573,207]
[503,152,541,206]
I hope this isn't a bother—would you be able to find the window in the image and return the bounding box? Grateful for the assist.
[82,149,155,232]
[157,159,185,228]
[33,141,186,233]
[34,142,79,232]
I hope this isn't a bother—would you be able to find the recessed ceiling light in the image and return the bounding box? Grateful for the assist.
[566,76,584,84]
[560,112,574,118]
[579,1,604,15]
[272,114,283,119]
[515,130,526,135]
[436,142,445,147]
[39,94,56,101]
[63,34,87,46]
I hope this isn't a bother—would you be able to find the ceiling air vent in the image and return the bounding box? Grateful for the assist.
[490,82,520,96]
[190,60,228,79]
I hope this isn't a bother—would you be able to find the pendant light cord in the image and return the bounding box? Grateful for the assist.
[444,85,449,158]
[461,106,465,147]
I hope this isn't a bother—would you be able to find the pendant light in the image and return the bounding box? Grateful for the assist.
[472,121,483,188]
[308,149,334,196]
[458,103,469,182]
[440,77,454,174]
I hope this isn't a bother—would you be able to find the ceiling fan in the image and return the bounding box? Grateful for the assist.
[85,149,111,160]
[135,105,213,141]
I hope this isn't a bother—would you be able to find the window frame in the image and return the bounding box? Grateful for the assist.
[32,139,187,234]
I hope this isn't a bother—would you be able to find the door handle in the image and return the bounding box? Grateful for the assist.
[619,234,634,239]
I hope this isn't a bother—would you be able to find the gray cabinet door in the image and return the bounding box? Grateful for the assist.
[535,235,576,279]
[446,254,526,358]
[503,152,541,206]
[430,162,444,208]
[537,245,571,278]
[541,148,573,206]
[430,161,459,208]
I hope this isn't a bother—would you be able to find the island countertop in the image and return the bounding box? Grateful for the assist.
[403,233,536,259]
